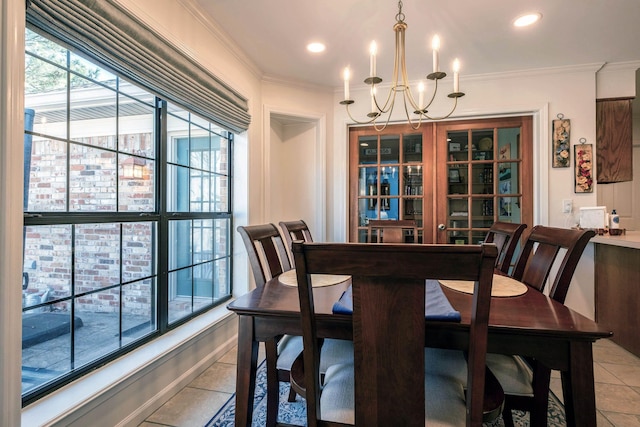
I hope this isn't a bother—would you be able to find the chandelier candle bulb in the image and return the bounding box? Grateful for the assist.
[418,81,425,108]
[343,67,350,100]
[369,41,377,77]
[453,59,460,93]
[432,35,440,73]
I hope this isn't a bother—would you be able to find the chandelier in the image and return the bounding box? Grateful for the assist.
[340,1,464,130]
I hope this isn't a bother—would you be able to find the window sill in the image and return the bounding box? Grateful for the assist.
[22,304,237,426]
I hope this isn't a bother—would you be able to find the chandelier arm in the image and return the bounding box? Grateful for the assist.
[399,30,421,114]
[422,78,440,111]
[373,83,395,115]
[372,93,400,131]
[421,96,460,121]
[402,92,422,130]
[345,102,379,125]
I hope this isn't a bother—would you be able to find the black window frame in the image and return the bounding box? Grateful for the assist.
[22,28,234,405]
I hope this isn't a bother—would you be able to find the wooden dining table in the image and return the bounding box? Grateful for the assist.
[227,274,611,427]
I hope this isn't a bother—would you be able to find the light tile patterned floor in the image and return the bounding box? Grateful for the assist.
[141,339,640,426]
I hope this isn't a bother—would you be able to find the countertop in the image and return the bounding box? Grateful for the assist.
[591,230,640,250]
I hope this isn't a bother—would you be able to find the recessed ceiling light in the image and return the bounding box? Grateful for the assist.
[513,12,542,27]
[307,42,326,53]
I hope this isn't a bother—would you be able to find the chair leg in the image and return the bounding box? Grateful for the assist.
[529,365,552,427]
[264,339,280,427]
[501,402,515,427]
[287,386,297,402]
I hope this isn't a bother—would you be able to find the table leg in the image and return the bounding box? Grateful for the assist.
[561,340,597,427]
[235,315,259,427]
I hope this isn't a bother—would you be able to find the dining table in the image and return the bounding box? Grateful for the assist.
[227,271,612,427]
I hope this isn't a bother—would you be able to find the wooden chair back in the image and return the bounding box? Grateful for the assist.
[279,219,313,266]
[367,219,418,243]
[489,225,596,426]
[237,223,292,288]
[512,225,596,303]
[293,242,498,427]
[484,222,527,274]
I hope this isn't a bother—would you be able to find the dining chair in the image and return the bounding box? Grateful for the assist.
[484,221,527,274]
[278,219,313,266]
[485,225,596,427]
[237,223,352,426]
[278,219,355,396]
[367,219,419,243]
[293,241,498,426]
[237,223,303,426]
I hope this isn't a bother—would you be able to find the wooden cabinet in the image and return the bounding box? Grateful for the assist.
[348,117,533,243]
[595,243,640,356]
[596,98,633,183]
[348,125,434,243]
[435,117,533,244]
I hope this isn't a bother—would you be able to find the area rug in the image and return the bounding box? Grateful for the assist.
[205,361,565,426]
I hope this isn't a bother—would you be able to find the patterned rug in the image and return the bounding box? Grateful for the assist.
[205,361,566,426]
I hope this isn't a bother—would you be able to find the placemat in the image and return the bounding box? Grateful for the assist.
[278,269,350,288]
[439,274,528,297]
[332,280,461,321]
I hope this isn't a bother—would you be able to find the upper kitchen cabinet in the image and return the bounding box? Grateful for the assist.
[597,98,634,183]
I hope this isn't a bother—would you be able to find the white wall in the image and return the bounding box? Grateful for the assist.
[1,1,27,425]
[261,80,335,241]
[268,119,319,228]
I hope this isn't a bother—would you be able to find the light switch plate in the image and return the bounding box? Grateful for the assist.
[562,199,573,213]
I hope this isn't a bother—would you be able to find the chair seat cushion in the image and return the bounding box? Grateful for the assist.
[425,348,468,384]
[320,362,467,426]
[485,353,534,396]
[277,335,353,373]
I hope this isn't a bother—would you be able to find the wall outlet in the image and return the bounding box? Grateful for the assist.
[562,199,573,213]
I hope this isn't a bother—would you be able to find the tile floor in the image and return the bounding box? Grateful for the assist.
[140,338,640,426]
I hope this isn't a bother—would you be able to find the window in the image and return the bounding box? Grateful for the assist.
[22,29,233,404]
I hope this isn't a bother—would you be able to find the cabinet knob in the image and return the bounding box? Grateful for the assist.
[437,224,446,231]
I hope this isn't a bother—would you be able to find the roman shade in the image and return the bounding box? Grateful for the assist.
[26,0,251,133]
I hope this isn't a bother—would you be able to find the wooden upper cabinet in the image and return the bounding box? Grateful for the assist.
[596,98,633,183]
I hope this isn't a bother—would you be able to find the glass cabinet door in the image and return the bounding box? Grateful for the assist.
[349,118,531,245]
[440,120,529,245]
[350,127,430,243]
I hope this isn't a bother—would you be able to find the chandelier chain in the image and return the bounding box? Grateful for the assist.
[396,0,405,23]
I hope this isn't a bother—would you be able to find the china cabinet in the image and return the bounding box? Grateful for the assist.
[349,125,434,243]
[348,116,533,244]
[435,117,533,244]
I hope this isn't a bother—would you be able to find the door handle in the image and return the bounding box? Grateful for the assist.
[437,223,446,231]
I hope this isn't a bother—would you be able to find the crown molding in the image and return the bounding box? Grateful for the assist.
[261,74,333,92]
[176,0,263,80]
[336,62,612,94]
[596,60,640,73]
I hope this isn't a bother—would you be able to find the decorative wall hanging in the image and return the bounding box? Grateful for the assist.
[552,114,571,167]
[574,139,593,193]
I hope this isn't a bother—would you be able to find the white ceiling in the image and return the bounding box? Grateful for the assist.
[192,0,640,90]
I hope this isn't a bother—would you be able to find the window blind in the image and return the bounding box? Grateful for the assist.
[26,0,251,133]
